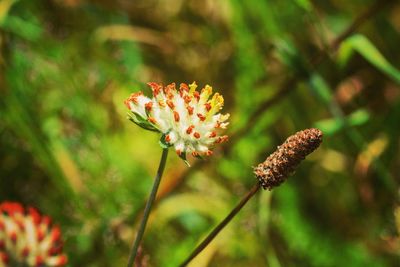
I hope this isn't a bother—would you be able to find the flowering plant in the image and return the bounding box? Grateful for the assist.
[0,202,67,267]
[125,82,229,162]
[124,82,229,266]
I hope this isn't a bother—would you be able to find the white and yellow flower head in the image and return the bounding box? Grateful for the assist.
[0,202,67,267]
[125,82,229,162]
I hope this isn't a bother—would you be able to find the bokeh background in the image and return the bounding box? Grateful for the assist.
[1,0,400,266]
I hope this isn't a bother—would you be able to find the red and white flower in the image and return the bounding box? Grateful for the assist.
[0,202,67,267]
[125,82,229,161]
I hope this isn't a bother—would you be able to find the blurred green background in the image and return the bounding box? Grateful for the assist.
[1,0,400,266]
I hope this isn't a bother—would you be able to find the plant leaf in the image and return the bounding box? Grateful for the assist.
[338,34,400,84]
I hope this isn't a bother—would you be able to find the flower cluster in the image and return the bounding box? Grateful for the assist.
[0,202,67,267]
[125,82,229,161]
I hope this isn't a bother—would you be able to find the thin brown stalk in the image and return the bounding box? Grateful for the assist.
[178,183,261,267]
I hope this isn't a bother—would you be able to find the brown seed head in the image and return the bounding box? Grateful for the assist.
[254,128,323,190]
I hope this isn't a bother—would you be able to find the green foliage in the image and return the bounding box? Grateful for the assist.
[275,184,386,267]
[339,34,400,84]
[1,0,399,266]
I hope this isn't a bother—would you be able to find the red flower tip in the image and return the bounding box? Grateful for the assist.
[56,255,68,266]
[28,207,41,225]
[50,227,62,242]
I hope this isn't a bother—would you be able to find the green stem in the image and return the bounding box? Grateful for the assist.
[179,183,261,267]
[127,148,169,267]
